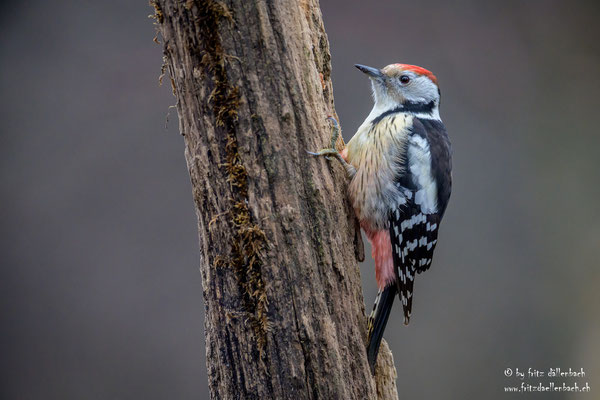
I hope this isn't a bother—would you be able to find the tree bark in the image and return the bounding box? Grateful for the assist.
[152,0,398,398]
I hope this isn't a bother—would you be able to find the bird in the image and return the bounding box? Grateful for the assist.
[308,63,452,372]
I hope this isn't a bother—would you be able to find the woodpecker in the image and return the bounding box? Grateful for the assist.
[309,63,452,372]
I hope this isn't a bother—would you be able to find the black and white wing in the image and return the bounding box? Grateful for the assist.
[389,118,452,324]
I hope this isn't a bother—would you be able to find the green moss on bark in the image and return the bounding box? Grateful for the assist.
[194,0,269,352]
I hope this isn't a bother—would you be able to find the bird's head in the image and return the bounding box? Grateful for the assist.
[355,63,441,119]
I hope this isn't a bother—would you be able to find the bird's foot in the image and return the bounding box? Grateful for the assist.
[307,117,355,177]
[306,116,341,159]
[326,115,341,149]
[306,148,340,160]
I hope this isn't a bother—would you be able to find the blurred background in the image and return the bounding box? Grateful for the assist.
[1,1,598,399]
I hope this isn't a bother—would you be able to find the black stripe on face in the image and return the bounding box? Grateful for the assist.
[371,101,435,125]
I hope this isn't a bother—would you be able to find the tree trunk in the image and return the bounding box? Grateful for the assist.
[152,0,398,398]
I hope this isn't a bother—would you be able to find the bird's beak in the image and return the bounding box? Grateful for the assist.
[355,64,383,79]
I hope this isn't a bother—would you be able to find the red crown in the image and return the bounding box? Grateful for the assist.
[395,64,438,85]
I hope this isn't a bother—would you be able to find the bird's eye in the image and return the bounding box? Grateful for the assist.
[400,75,410,84]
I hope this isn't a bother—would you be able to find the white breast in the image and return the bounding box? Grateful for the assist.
[345,114,413,231]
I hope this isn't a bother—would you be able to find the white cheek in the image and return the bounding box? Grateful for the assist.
[402,77,438,103]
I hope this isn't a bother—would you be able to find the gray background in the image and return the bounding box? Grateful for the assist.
[1,1,598,399]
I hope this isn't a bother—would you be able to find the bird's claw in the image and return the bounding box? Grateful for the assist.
[307,117,356,178]
[306,148,338,161]
[326,116,341,149]
[307,116,342,160]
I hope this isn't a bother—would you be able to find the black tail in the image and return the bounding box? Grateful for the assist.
[366,284,397,373]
